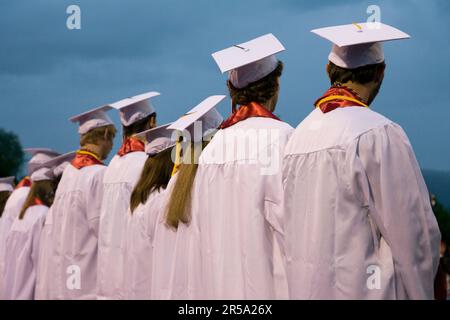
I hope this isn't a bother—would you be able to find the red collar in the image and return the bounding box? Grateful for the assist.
[117,137,145,157]
[220,102,281,129]
[29,197,44,207]
[15,177,31,189]
[314,86,368,113]
[71,150,104,169]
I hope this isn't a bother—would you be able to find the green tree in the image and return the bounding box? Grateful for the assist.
[0,128,24,178]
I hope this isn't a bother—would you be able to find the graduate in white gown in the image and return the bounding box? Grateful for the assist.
[34,152,76,300]
[0,176,15,297]
[160,96,223,300]
[0,176,15,295]
[152,97,222,299]
[97,92,159,300]
[34,208,54,299]
[51,106,116,300]
[0,177,14,218]
[3,150,69,300]
[169,34,293,300]
[149,174,178,300]
[0,148,59,299]
[122,124,175,299]
[282,23,441,299]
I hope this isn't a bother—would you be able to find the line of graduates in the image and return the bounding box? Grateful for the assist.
[0,22,442,300]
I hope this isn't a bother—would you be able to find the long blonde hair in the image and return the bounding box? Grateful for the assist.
[165,141,208,229]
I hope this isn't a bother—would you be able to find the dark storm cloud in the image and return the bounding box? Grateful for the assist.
[0,0,448,170]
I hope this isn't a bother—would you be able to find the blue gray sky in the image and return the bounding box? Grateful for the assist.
[0,0,449,170]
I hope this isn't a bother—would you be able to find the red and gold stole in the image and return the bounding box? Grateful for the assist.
[15,176,31,189]
[71,150,104,169]
[314,86,368,113]
[220,102,281,129]
[29,197,44,207]
[117,137,145,157]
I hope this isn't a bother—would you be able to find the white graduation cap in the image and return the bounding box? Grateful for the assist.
[24,148,61,176]
[212,34,285,89]
[27,150,66,182]
[41,151,77,177]
[109,92,160,126]
[30,150,76,182]
[69,105,114,135]
[134,123,175,156]
[311,22,410,69]
[0,176,15,192]
[168,95,225,142]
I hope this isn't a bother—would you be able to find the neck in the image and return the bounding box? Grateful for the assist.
[81,144,103,160]
[125,134,145,143]
[339,82,373,105]
[257,100,276,113]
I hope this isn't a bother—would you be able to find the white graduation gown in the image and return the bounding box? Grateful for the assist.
[167,206,199,300]
[97,151,147,299]
[282,107,441,300]
[122,182,174,300]
[175,117,293,299]
[35,206,55,300]
[122,202,153,300]
[3,205,48,300]
[150,176,178,300]
[52,163,106,300]
[0,185,30,299]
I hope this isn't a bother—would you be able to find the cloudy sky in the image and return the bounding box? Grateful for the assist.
[0,0,449,171]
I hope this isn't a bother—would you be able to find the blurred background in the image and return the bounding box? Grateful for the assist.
[0,0,449,298]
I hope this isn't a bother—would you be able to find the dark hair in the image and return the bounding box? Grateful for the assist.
[19,180,56,219]
[327,61,386,85]
[123,113,156,138]
[129,146,174,213]
[0,191,12,218]
[227,61,283,107]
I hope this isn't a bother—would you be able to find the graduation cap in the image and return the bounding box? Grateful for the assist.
[30,150,76,182]
[311,22,410,69]
[41,151,77,177]
[134,123,175,156]
[168,95,225,142]
[27,155,61,182]
[108,92,160,126]
[212,33,285,89]
[69,105,114,135]
[24,148,61,176]
[0,176,15,192]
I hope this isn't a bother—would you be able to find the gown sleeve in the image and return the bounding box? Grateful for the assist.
[31,211,47,272]
[86,169,106,237]
[263,127,293,254]
[352,123,441,299]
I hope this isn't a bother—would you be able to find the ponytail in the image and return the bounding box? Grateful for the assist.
[165,141,208,229]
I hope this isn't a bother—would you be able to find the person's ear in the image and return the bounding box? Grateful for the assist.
[326,63,331,80]
[149,116,157,129]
